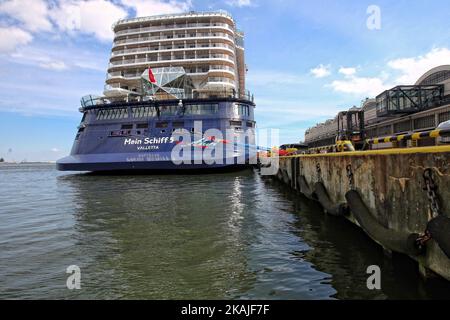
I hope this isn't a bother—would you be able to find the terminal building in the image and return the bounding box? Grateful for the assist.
[305,65,450,148]
[104,11,246,100]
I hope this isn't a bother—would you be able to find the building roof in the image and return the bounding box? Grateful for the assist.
[113,10,235,29]
[415,65,450,85]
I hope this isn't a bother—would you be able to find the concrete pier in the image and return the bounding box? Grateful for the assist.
[274,146,450,281]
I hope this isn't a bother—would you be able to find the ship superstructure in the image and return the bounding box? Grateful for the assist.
[105,11,246,100]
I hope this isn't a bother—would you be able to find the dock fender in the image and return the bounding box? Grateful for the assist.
[281,169,290,185]
[276,169,283,181]
[427,215,450,259]
[345,190,423,256]
[298,175,315,200]
[314,182,348,217]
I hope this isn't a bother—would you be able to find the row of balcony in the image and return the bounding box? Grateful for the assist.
[206,77,235,84]
[107,65,236,80]
[115,22,233,37]
[111,43,235,57]
[108,54,235,68]
[113,32,234,47]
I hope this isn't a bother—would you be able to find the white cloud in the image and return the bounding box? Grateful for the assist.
[330,48,450,97]
[51,148,60,153]
[0,0,52,32]
[7,44,106,72]
[330,76,389,97]
[387,47,450,84]
[50,0,128,42]
[0,0,195,50]
[338,67,356,77]
[121,0,192,17]
[310,64,331,78]
[227,0,253,7]
[0,27,33,53]
[39,61,68,71]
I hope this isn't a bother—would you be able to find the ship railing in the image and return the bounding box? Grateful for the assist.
[112,10,235,29]
[82,90,255,110]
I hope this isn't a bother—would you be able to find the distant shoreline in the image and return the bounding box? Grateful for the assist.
[0,162,56,164]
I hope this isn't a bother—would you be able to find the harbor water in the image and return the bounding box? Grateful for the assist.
[1,163,449,299]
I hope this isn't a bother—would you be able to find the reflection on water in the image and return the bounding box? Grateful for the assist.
[0,163,449,299]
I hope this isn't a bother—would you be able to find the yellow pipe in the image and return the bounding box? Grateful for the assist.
[282,145,450,159]
[430,129,441,138]
[397,135,405,142]
[412,132,421,140]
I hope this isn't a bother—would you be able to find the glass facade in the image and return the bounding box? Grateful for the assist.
[439,111,450,124]
[376,85,443,116]
[419,70,450,85]
[414,115,436,130]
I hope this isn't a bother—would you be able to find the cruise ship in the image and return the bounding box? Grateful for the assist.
[57,11,256,172]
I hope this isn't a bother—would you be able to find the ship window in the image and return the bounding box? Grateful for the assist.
[185,104,218,115]
[107,109,116,120]
[173,121,184,128]
[110,130,122,137]
[159,105,178,115]
[77,127,85,133]
[131,106,157,118]
[108,109,116,119]
[81,112,87,123]
[236,104,250,117]
[96,109,106,120]
[136,123,149,129]
[121,124,133,129]
[230,121,242,126]
[98,108,129,120]
[246,121,254,128]
[156,121,169,128]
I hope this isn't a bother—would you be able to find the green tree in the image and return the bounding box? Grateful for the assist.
[0,158,4,162]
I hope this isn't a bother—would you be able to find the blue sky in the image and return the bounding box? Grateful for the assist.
[1,0,450,161]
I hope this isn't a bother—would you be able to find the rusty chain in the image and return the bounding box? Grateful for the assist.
[423,168,440,217]
[346,164,355,190]
[316,162,322,182]
[416,168,441,249]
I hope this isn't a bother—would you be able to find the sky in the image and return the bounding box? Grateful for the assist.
[1,0,450,161]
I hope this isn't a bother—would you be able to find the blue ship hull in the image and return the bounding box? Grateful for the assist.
[57,98,256,173]
[57,152,251,172]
